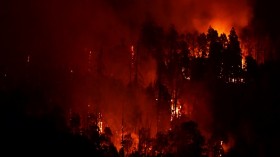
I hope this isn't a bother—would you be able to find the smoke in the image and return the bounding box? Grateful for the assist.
[1,0,254,73]
[103,0,253,33]
[242,0,280,61]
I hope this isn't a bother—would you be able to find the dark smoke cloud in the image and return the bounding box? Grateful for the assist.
[103,0,253,33]
[1,0,254,80]
[1,0,253,49]
[245,0,280,60]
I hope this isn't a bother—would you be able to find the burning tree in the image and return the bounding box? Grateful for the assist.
[138,127,152,156]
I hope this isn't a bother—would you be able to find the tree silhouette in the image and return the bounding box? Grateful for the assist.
[207,26,219,44]
[178,35,191,80]
[121,133,133,156]
[100,127,119,157]
[166,25,179,50]
[224,27,242,82]
[154,131,169,155]
[198,33,208,58]
[138,127,152,155]
[186,32,198,57]
[172,121,206,157]
[208,38,223,79]
[219,33,228,49]
[245,55,258,82]
[140,18,164,53]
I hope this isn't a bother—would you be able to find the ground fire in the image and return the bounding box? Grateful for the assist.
[61,26,269,156]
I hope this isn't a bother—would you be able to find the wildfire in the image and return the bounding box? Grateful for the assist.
[242,57,246,70]
[97,112,103,133]
[221,136,235,154]
[131,45,135,65]
[131,45,134,53]
[210,20,231,35]
[170,98,183,122]
[27,55,30,63]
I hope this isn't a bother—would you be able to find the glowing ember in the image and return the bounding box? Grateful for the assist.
[170,98,182,122]
[98,112,103,133]
[27,55,30,63]
[131,45,134,52]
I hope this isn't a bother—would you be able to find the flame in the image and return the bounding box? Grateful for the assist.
[98,116,103,133]
[221,136,235,154]
[131,132,139,151]
[27,55,30,63]
[241,57,246,70]
[131,45,135,64]
[210,20,231,35]
[170,98,183,121]
[131,45,134,52]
